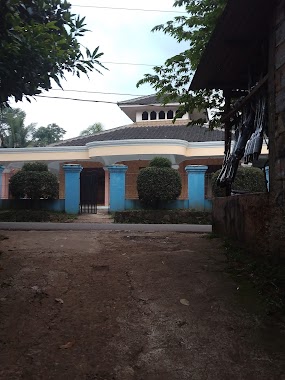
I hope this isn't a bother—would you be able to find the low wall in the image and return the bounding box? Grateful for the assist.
[0,199,65,212]
[212,193,270,254]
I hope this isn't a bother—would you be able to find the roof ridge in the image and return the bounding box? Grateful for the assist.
[51,123,135,146]
[117,94,157,105]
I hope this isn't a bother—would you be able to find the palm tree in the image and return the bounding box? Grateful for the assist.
[0,108,35,147]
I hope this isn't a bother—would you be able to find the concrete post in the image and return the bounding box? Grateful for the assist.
[107,165,128,212]
[103,167,110,207]
[0,166,5,202]
[185,165,208,210]
[63,164,83,214]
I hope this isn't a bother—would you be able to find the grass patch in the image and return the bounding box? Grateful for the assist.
[114,210,212,224]
[0,210,77,223]
[223,239,285,316]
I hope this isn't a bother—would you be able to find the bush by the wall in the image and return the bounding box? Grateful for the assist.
[9,162,59,199]
[149,157,172,168]
[22,162,49,172]
[211,166,267,197]
[137,157,182,209]
[114,210,212,224]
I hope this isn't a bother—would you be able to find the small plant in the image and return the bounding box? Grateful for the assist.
[137,157,182,209]
[9,162,59,199]
[211,166,267,197]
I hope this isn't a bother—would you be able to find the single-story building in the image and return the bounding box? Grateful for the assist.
[0,94,268,213]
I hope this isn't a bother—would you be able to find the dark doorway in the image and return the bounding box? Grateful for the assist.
[80,168,105,213]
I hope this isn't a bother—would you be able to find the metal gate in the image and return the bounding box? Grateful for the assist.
[80,169,98,214]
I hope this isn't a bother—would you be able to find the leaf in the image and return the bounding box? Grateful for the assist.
[59,340,75,349]
[180,298,190,306]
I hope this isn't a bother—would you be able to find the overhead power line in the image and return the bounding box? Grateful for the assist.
[50,89,149,96]
[72,5,187,14]
[101,61,157,67]
[36,95,118,104]
[36,95,178,107]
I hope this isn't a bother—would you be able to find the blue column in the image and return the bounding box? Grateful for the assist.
[107,165,128,212]
[185,165,208,210]
[63,164,83,214]
[265,166,269,191]
[0,166,5,205]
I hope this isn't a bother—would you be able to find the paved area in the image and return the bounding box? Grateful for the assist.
[0,230,284,380]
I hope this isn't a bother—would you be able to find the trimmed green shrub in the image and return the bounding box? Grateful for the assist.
[9,163,59,199]
[211,166,267,197]
[22,162,49,172]
[137,157,181,209]
[149,157,172,168]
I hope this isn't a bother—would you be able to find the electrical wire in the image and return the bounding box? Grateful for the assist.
[36,94,178,107]
[50,89,149,96]
[36,95,118,104]
[72,5,187,14]
[101,61,157,67]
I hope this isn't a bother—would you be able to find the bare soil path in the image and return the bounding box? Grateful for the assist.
[0,230,284,380]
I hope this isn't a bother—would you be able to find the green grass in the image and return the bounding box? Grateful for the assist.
[223,239,285,315]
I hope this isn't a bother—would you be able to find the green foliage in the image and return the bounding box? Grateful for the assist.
[0,108,35,147]
[0,0,106,106]
[10,164,59,199]
[22,162,48,172]
[32,123,66,146]
[0,210,76,222]
[149,157,172,168]
[114,210,211,224]
[223,239,285,315]
[79,122,104,136]
[137,158,182,208]
[137,0,227,128]
[211,166,267,197]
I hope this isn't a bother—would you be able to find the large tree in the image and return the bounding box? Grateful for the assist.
[0,107,35,147]
[0,0,105,107]
[137,0,226,128]
[79,122,104,136]
[32,123,66,146]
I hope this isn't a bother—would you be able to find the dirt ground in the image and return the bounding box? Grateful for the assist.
[0,230,284,380]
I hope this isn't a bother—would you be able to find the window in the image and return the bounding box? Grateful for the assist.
[150,111,157,120]
[167,110,174,119]
[159,111,165,119]
[142,111,148,120]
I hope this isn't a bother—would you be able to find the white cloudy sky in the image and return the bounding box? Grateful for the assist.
[10,0,188,139]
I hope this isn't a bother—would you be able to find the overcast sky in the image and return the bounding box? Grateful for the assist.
[10,0,188,139]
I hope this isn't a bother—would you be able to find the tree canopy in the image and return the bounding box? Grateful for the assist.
[0,0,105,107]
[79,122,104,136]
[32,123,66,146]
[0,107,35,147]
[137,0,226,127]
[0,108,65,147]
